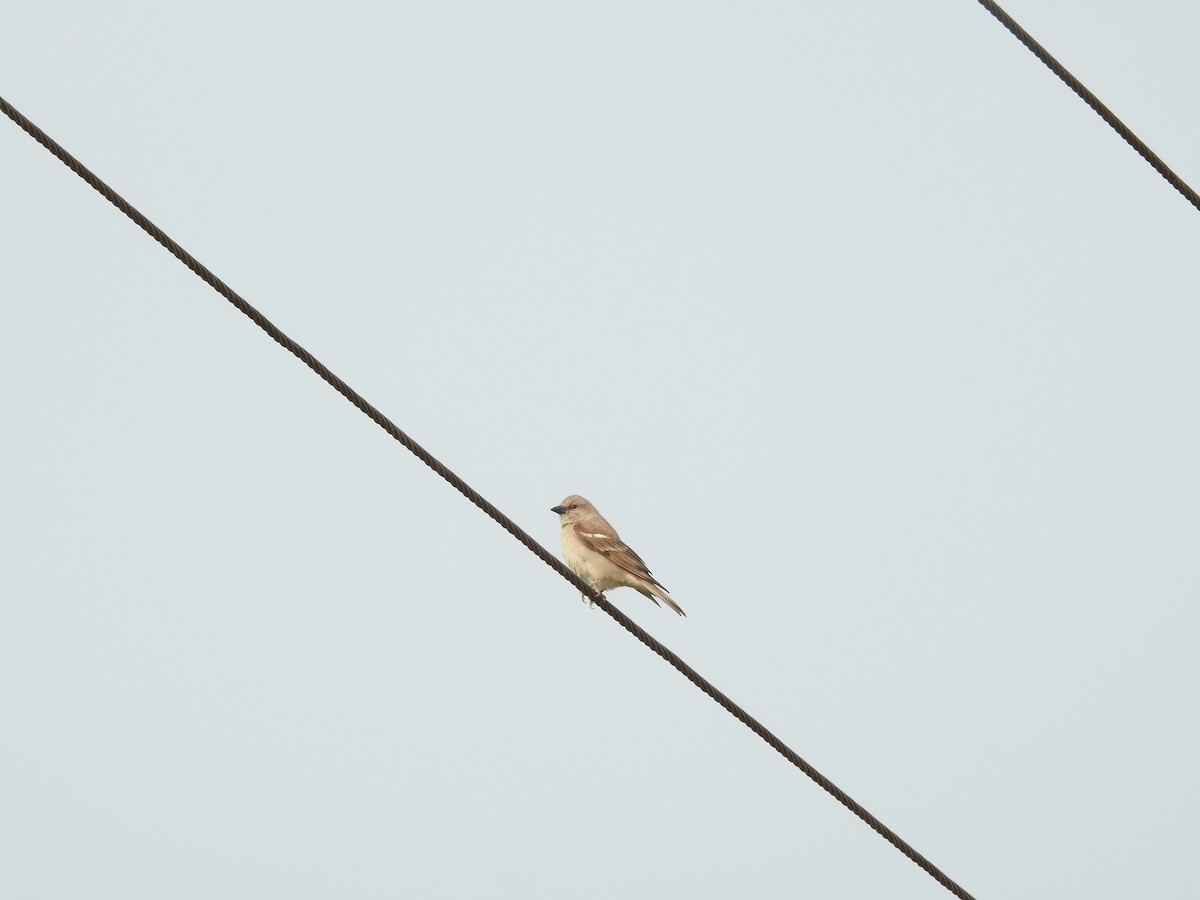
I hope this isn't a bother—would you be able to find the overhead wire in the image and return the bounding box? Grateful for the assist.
[974,0,1200,213]
[0,93,979,899]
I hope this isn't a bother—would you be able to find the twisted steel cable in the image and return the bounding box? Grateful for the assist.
[1,93,977,899]
[975,0,1200,213]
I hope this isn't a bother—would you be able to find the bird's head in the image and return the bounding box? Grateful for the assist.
[551,494,594,525]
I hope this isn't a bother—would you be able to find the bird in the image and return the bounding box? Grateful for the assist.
[551,494,685,616]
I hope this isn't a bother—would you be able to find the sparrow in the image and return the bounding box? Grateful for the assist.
[551,494,685,616]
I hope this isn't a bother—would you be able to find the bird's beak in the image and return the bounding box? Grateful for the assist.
[551,505,567,514]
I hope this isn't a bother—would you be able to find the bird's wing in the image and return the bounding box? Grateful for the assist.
[572,521,660,585]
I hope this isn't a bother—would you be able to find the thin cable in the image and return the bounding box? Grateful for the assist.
[1,94,977,900]
[975,0,1200,213]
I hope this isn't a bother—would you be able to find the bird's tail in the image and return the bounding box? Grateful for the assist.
[640,584,686,617]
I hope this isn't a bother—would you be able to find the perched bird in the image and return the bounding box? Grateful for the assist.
[551,494,685,616]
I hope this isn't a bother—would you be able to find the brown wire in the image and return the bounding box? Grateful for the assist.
[975,0,1200,213]
[1,93,978,899]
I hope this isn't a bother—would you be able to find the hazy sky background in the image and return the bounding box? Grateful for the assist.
[3,2,1198,897]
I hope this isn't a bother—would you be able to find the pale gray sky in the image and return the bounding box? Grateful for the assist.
[3,2,1199,898]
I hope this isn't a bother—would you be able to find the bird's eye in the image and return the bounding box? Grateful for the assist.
[569,504,577,509]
